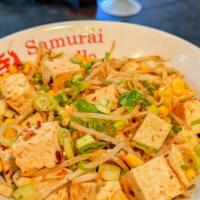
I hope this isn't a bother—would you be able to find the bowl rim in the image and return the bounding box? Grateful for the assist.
[1,20,199,52]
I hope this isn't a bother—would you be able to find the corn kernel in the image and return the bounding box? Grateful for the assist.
[158,105,169,117]
[3,109,15,118]
[149,104,158,114]
[0,159,3,173]
[3,128,17,139]
[163,96,172,106]
[62,118,69,126]
[172,78,186,96]
[64,105,74,118]
[185,168,197,181]
[8,65,17,74]
[114,120,128,131]
[23,62,32,74]
[141,62,149,72]
[158,87,172,97]
[125,153,144,168]
[3,118,16,124]
[46,90,55,97]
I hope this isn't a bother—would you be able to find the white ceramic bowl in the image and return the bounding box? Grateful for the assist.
[0,21,200,200]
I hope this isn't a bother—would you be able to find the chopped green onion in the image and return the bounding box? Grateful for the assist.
[87,119,108,132]
[140,100,151,108]
[63,135,74,159]
[34,95,56,111]
[119,90,144,110]
[72,74,84,83]
[41,84,50,92]
[55,91,69,106]
[71,57,81,65]
[99,163,121,181]
[76,134,96,152]
[194,144,200,157]
[0,125,20,147]
[78,141,107,154]
[172,125,182,134]
[180,165,190,170]
[13,183,37,200]
[104,52,110,61]
[191,119,200,126]
[81,63,91,73]
[143,81,157,96]
[95,98,113,114]
[130,140,159,154]
[77,160,96,173]
[74,99,98,113]
[33,72,42,84]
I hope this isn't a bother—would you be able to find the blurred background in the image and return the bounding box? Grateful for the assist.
[0,0,200,46]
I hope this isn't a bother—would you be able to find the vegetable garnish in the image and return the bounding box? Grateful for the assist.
[104,52,110,61]
[143,81,157,96]
[119,90,144,110]
[0,125,21,147]
[191,119,200,126]
[74,99,98,113]
[180,165,190,170]
[33,72,42,84]
[55,91,69,106]
[99,163,121,181]
[71,55,92,73]
[76,134,96,152]
[13,183,37,200]
[95,98,113,114]
[64,73,86,98]
[77,160,96,173]
[78,141,107,154]
[34,95,56,111]
[172,125,182,134]
[41,84,50,92]
[130,140,159,154]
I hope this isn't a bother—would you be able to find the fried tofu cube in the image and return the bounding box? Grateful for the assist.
[127,156,183,200]
[0,148,17,184]
[70,182,97,200]
[41,52,81,83]
[86,85,119,110]
[133,112,171,149]
[172,128,198,150]
[12,122,60,175]
[0,73,37,116]
[166,146,191,188]
[96,181,123,200]
[46,186,69,200]
[21,113,44,129]
[184,100,200,133]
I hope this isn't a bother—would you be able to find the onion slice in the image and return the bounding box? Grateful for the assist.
[72,106,140,121]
